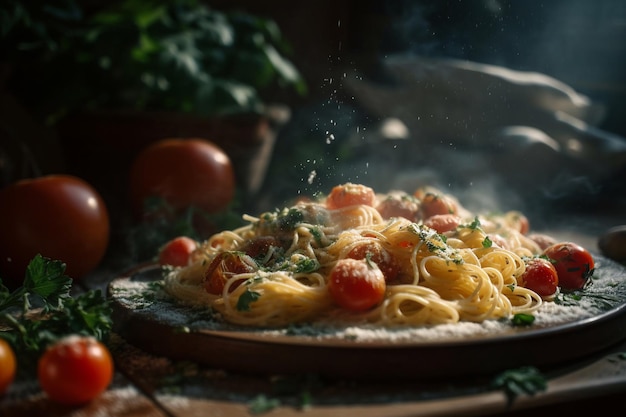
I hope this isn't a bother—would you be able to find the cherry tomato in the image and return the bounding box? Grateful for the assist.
[326,183,376,209]
[543,242,595,291]
[376,192,421,221]
[423,214,461,234]
[346,241,399,282]
[128,138,235,218]
[0,338,16,396]
[328,258,386,311]
[158,236,198,267]
[204,252,257,295]
[0,175,110,286]
[509,212,530,235]
[242,236,284,262]
[418,191,458,219]
[520,257,559,297]
[38,335,114,405]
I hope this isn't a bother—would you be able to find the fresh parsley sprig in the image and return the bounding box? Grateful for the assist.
[0,254,71,313]
[0,254,112,358]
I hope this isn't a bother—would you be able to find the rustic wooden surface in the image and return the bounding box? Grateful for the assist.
[2,227,626,416]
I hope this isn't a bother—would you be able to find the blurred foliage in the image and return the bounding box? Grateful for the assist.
[122,196,245,264]
[1,0,307,124]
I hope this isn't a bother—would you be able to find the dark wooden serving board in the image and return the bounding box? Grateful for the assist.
[107,256,626,381]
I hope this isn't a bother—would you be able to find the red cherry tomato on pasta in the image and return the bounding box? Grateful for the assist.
[242,236,284,262]
[158,236,198,267]
[0,175,110,285]
[326,183,376,209]
[511,212,530,235]
[0,338,17,395]
[543,242,595,291]
[520,257,559,297]
[38,336,114,405]
[204,252,257,295]
[376,192,420,221]
[418,191,458,219]
[346,241,399,282]
[129,138,235,217]
[328,258,386,311]
[423,214,461,234]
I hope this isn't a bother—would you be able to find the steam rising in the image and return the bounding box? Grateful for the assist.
[261,0,626,231]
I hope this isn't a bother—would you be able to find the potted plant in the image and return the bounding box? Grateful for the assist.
[1,0,305,204]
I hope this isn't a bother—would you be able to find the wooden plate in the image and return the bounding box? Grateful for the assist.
[107,256,626,380]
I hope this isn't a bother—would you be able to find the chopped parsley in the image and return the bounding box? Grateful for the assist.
[511,313,535,326]
[491,366,547,405]
[406,223,463,264]
[257,207,304,234]
[237,288,261,311]
[464,216,482,230]
[292,257,320,274]
[248,394,281,414]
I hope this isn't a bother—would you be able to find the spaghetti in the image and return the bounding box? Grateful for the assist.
[164,183,549,328]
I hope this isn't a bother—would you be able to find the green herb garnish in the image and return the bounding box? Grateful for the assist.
[236,288,261,311]
[511,313,535,326]
[0,254,112,359]
[492,366,547,405]
[248,394,281,414]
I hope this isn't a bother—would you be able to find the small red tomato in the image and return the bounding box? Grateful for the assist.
[242,236,283,261]
[326,183,376,210]
[158,236,198,267]
[520,257,559,297]
[38,336,114,405]
[0,175,110,285]
[328,258,386,311]
[511,212,530,235]
[204,252,257,295]
[376,192,421,221]
[544,242,595,291]
[0,338,17,395]
[418,191,458,219]
[128,138,235,218]
[346,241,399,282]
[423,214,461,234]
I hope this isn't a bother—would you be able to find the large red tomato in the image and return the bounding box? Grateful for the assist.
[128,138,235,218]
[0,175,110,285]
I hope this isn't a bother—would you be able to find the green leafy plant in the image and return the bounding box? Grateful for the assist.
[0,254,112,364]
[2,0,306,123]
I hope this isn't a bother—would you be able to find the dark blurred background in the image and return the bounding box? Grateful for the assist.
[2,0,625,232]
[241,0,626,225]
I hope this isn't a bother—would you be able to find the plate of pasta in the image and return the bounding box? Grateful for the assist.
[108,183,626,380]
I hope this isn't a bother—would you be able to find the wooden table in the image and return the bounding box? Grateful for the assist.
[2,225,626,417]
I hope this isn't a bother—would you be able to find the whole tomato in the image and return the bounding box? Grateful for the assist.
[38,335,114,405]
[0,338,16,395]
[0,175,110,285]
[158,236,198,267]
[128,138,236,218]
[520,257,559,297]
[326,183,376,210]
[327,258,387,311]
[543,241,595,291]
